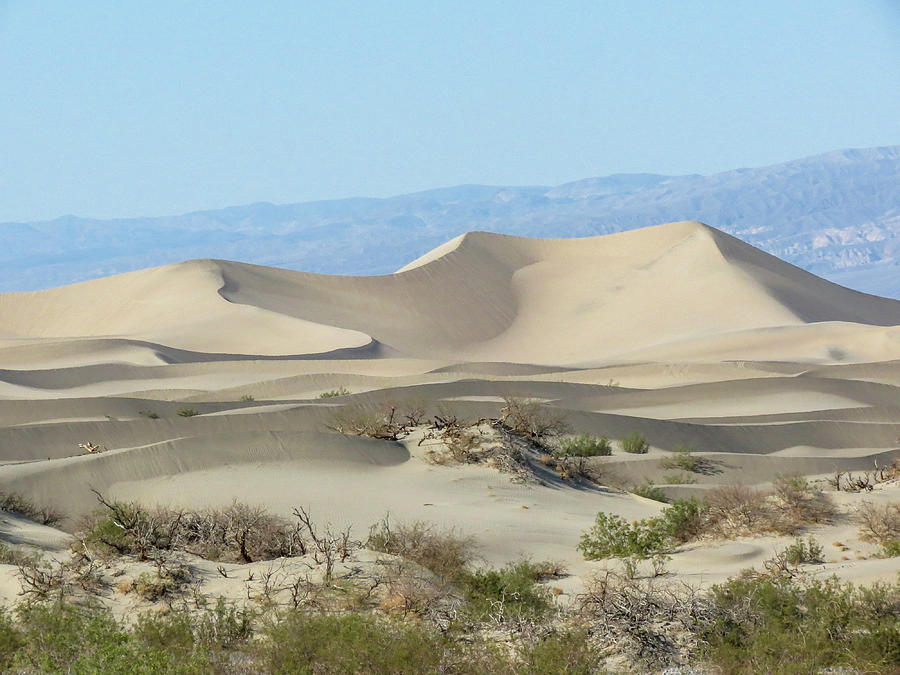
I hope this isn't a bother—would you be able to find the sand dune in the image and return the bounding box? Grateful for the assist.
[0,221,898,585]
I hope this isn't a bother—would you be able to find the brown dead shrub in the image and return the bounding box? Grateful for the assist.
[856,501,900,545]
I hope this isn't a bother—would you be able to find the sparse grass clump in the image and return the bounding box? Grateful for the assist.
[621,432,649,454]
[176,407,199,417]
[556,433,612,457]
[632,481,669,503]
[659,444,699,471]
[661,471,697,484]
[319,387,350,398]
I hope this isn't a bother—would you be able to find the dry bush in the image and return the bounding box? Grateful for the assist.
[704,484,773,537]
[82,492,306,564]
[771,476,835,533]
[829,460,899,492]
[856,501,900,545]
[577,570,707,667]
[367,516,476,580]
[497,396,568,440]
[326,404,414,440]
[419,414,488,465]
[0,493,64,527]
[293,506,359,581]
[181,501,306,563]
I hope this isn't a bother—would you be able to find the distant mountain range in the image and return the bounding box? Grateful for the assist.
[2,145,898,297]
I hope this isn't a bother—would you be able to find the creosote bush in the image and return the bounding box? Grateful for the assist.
[621,432,649,454]
[176,407,199,417]
[556,433,612,457]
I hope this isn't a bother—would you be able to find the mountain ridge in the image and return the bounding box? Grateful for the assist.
[1,145,898,297]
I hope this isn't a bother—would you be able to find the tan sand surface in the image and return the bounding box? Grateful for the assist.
[1,221,898,601]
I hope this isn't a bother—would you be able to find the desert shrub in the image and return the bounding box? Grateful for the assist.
[0,609,23,671]
[772,476,835,532]
[459,560,554,621]
[523,629,596,674]
[138,410,160,419]
[704,484,773,536]
[0,542,38,566]
[699,575,900,673]
[263,612,445,674]
[326,404,414,440]
[882,540,900,557]
[0,492,63,526]
[660,498,708,543]
[578,570,704,667]
[176,407,199,417]
[856,501,900,548]
[319,386,350,398]
[557,434,612,457]
[498,396,568,439]
[367,516,475,580]
[82,494,305,563]
[659,445,699,471]
[782,536,825,565]
[239,394,255,402]
[632,481,669,503]
[578,513,670,560]
[11,601,203,673]
[621,432,649,454]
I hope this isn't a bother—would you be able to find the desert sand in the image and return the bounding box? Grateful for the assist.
[1,220,899,604]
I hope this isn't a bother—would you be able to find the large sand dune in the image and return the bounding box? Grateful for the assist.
[1,221,898,585]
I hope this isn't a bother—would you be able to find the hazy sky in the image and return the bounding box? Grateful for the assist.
[1,1,898,222]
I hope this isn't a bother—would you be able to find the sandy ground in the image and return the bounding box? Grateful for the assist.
[0,221,898,606]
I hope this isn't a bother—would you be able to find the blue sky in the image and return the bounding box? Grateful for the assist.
[1,0,898,222]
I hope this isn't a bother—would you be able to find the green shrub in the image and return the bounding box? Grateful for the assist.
[556,434,612,457]
[699,576,900,673]
[621,432,649,454]
[138,410,160,419]
[239,394,255,402]
[660,498,707,543]
[523,629,595,674]
[882,540,900,557]
[632,481,669,503]
[319,387,350,398]
[176,407,199,417]
[459,561,554,620]
[263,613,444,674]
[578,513,669,560]
[782,536,825,565]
